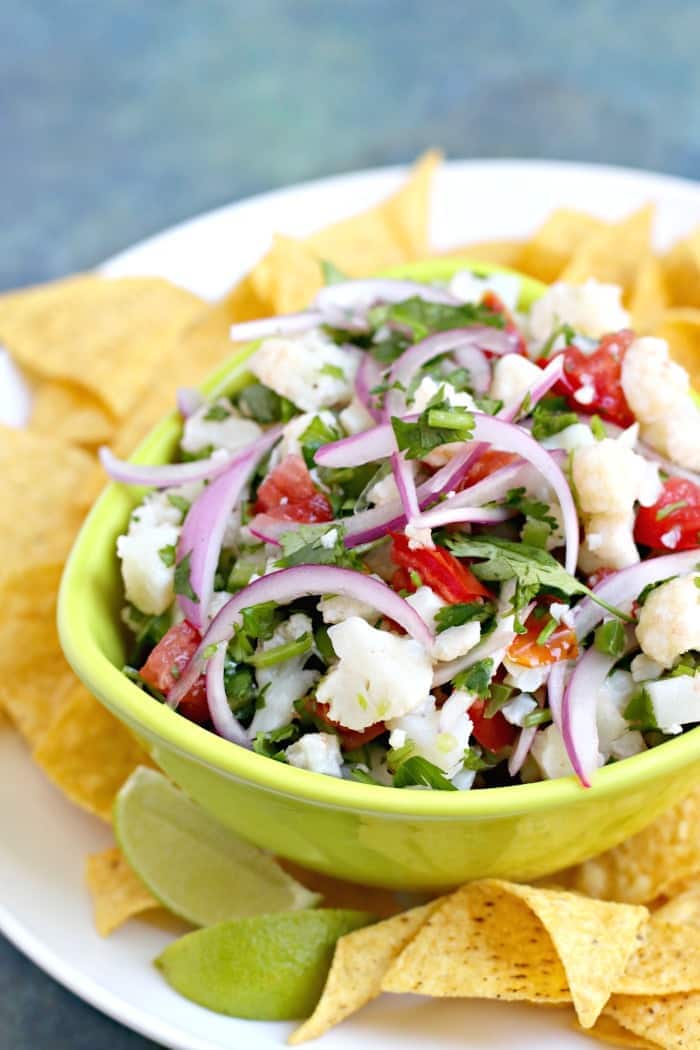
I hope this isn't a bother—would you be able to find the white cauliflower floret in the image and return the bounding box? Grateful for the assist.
[490,354,542,408]
[529,279,629,343]
[596,669,637,761]
[530,723,576,780]
[367,472,400,507]
[249,331,358,412]
[540,423,596,452]
[276,410,337,461]
[410,376,476,414]
[449,270,521,312]
[116,494,181,615]
[317,589,381,625]
[630,654,665,683]
[621,338,690,423]
[635,575,700,668]
[645,675,700,735]
[404,522,436,551]
[316,617,433,731]
[573,439,658,517]
[387,690,474,778]
[578,513,640,573]
[249,613,319,735]
[285,733,343,777]
[503,660,550,693]
[641,407,700,473]
[339,398,375,435]
[501,692,538,727]
[432,622,481,663]
[181,399,262,456]
[406,586,445,632]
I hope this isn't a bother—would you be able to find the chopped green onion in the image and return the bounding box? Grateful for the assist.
[594,619,626,658]
[522,708,553,728]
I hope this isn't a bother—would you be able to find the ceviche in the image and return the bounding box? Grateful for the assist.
[102,270,700,790]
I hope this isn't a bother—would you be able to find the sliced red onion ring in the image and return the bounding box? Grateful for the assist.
[247,515,283,546]
[508,726,538,777]
[354,353,383,422]
[99,446,235,488]
[205,645,252,748]
[571,549,700,642]
[176,428,282,629]
[314,278,459,316]
[230,311,321,343]
[416,504,514,530]
[168,565,435,709]
[547,661,568,728]
[500,354,565,421]
[391,451,420,527]
[176,387,204,419]
[560,632,637,787]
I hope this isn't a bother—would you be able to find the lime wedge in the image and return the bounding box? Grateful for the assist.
[113,767,320,926]
[155,910,375,1020]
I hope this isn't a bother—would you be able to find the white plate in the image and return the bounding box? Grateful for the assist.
[4,158,700,1050]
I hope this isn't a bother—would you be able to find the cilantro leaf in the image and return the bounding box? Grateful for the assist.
[236,383,296,424]
[392,395,474,461]
[300,414,340,469]
[203,403,231,422]
[174,551,199,603]
[531,396,579,441]
[367,297,505,342]
[452,658,494,697]
[252,723,301,760]
[392,756,457,790]
[624,688,658,731]
[435,601,496,633]
[158,544,176,567]
[276,523,360,570]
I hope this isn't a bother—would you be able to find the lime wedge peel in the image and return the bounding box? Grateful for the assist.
[113,766,320,927]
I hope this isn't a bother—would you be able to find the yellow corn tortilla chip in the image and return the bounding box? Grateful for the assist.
[289,901,437,1044]
[0,427,100,590]
[606,991,700,1050]
[547,788,700,904]
[382,879,646,1027]
[628,255,669,333]
[278,860,406,920]
[250,235,324,316]
[30,380,115,447]
[560,205,655,299]
[0,275,203,418]
[616,919,700,996]
[663,227,700,307]
[578,1013,660,1048]
[518,209,606,284]
[86,846,160,936]
[0,563,75,745]
[652,310,700,389]
[438,239,524,268]
[653,878,700,927]
[33,684,153,821]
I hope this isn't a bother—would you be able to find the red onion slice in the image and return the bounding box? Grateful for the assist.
[453,344,492,394]
[416,504,514,530]
[391,451,420,526]
[547,661,568,728]
[314,278,459,316]
[99,446,236,489]
[508,726,538,777]
[205,645,252,748]
[168,565,435,709]
[230,311,321,343]
[176,428,282,629]
[500,354,565,421]
[177,387,204,419]
[354,353,383,422]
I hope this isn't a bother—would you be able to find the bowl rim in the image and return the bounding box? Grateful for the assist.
[59,256,700,818]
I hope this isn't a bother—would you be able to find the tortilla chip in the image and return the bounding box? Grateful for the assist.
[438,240,524,268]
[560,205,655,300]
[307,150,441,274]
[30,380,115,447]
[0,275,203,418]
[653,878,700,927]
[663,227,700,306]
[579,1013,660,1048]
[0,427,100,590]
[382,880,646,1027]
[33,684,153,821]
[249,235,323,315]
[616,919,700,996]
[0,563,75,745]
[548,788,700,904]
[289,902,437,1044]
[652,310,700,389]
[518,209,605,283]
[606,991,700,1050]
[86,846,160,936]
[628,255,669,333]
[278,860,405,920]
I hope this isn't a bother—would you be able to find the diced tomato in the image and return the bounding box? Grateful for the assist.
[254,454,333,523]
[634,477,700,552]
[481,290,527,356]
[506,605,579,667]
[552,330,636,428]
[390,533,493,603]
[468,697,517,751]
[140,621,210,725]
[303,697,386,751]
[458,450,519,490]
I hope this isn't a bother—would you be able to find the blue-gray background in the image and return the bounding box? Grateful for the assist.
[1,0,696,1043]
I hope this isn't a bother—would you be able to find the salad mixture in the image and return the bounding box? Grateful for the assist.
[103,270,700,790]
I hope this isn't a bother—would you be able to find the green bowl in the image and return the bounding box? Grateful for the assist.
[59,258,700,890]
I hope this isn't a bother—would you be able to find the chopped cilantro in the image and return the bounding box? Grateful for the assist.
[392,392,474,461]
[236,383,296,423]
[314,624,336,665]
[452,658,494,697]
[252,723,301,760]
[537,323,576,360]
[392,756,457,790]
[158,544,176,568]
[462,744,500,772]
[484,683,514,717]
[473,396,503,415]
[594,619,626,658]
[203,403,231,422]
[536,617,558,645]
[367,297,505,342]
[348,766,381,785]
[319,362,346,381]
[166,493,191,517]
[435,601,496,633]
[174,551,199,603]
[276,523,360,569]
[624,688,658,731]
[531,396,579,441]
[300,414,340,468]
[590,415,606,441]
